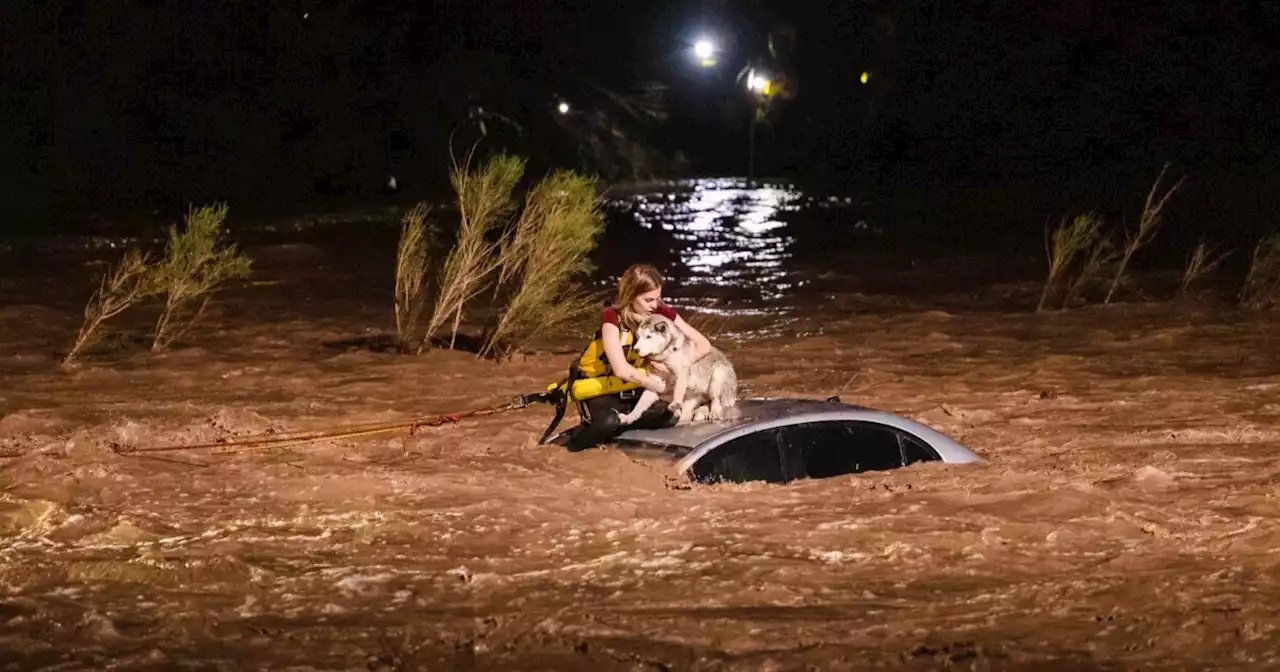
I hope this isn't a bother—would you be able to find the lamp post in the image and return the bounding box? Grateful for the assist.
[744,68,772,182]
[682,32,783,182]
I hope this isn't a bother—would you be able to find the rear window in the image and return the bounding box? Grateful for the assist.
[689,420,940,484]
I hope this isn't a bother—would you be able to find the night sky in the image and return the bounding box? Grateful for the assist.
[1,0,1276,237]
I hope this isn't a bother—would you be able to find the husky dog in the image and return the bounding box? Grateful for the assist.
[616,315,738,426]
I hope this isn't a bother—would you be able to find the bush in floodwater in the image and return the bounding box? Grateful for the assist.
[148,203,252,351]
[418,152,525,353]
[393,203,438,352]
[1038,212,1113,311]
[1179,239,1230,297]
[1104,163,1186,304]
[1240,233,1280,311]
[63,248,156,365]
[1064,230,1119,307]
[478,169,605,361]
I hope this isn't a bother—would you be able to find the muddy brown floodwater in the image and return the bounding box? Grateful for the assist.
[2,179,1280,671]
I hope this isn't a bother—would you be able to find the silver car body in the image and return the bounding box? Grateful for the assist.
[613,397,981,479]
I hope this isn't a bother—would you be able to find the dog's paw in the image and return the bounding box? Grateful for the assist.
[614,410,638,426]
[692,407,711,423]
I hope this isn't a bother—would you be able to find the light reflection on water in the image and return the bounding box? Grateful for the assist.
[614,178,808,302]
[4,179,867,322]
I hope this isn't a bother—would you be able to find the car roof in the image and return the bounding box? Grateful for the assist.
[616,397,868,449]
[614,397,981,473]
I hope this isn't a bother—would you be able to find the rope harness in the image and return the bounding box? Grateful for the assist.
[111,389,567,457]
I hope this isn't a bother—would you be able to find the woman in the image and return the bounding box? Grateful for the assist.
[560,264,713,452]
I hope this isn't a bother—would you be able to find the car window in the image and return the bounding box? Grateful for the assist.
[687,421,943,485]
[898,431,937,467]
[781,421,941,480]
[689,428,788,484]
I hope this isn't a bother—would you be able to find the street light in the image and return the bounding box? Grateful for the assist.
[746,70,772,96]
[556,101,570,115]
[692,36,718,67]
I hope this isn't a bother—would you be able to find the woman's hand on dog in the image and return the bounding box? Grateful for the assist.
[644,374,667,394]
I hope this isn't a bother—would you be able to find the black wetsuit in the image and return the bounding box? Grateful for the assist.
[561,392,676,452]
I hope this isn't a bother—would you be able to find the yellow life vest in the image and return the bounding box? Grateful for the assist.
[547,324,647,401]
[532,318,650,444]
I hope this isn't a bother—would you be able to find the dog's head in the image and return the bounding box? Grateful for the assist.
[633,314,684,358]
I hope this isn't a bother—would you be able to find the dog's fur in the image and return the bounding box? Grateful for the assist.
[616,315,738,426]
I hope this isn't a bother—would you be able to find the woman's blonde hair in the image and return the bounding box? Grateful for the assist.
[614,263,664,331]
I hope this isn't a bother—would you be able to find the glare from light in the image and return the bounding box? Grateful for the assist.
[557,101,570,115]
[746,70,772,95]
[693,38,716,60]
[690,36,718,68]
[860,71,870,84]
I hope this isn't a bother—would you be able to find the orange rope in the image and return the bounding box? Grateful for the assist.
[112,400,522,456]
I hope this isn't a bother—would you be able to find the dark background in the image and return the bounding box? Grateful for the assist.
[2,0,1276,246]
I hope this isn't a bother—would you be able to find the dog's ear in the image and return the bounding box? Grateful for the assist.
[654,320,668,334]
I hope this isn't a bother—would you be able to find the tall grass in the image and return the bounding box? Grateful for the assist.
[1065,234,1119,306]
[478,170,604,360]
[393,203,436,351]
[1104,163,1186,304]
[1038,213,1107,311]
[1240,233,1280,311]
[148,203,252,351]
[63,249,155,365]
[1179,240,1229,297]
[418,152,524,353]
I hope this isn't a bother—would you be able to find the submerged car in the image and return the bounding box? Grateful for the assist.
[558,397,981,485]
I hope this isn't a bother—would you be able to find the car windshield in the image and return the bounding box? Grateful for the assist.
[613,439,694,462]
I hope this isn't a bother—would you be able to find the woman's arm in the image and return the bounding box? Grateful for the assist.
[602,323,666,392]
[673,315,713,362]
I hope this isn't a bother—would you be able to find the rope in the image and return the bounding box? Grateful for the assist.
[111,398,526,456]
